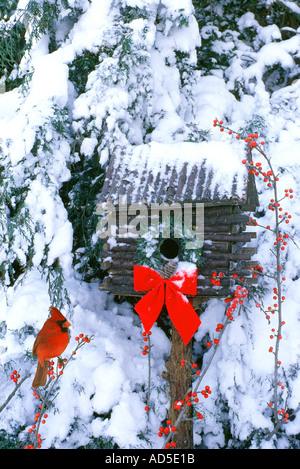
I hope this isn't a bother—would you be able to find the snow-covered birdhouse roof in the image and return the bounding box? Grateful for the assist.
[98,141,258,210]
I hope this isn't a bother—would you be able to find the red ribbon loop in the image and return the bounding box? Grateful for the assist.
[134,265,201,345]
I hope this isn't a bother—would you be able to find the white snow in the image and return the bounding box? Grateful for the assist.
[0,0,300,451]
[112,139,248,204]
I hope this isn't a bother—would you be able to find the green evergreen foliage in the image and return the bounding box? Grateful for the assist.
[0,20,25,86]
[60,147,105,281]
[0,0,83,91]
[193,0,300,93]
[0,153,34,286]
[0,429,20,449]
[0,0,18,18]
[69,51,100,95]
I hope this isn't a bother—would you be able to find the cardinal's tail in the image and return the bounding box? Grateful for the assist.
[32,362,47,388]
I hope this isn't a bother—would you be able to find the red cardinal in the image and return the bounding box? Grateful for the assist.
[32,306,71,388]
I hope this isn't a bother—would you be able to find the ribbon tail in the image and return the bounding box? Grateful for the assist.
[166,285,201,346]
[134,284,165,333]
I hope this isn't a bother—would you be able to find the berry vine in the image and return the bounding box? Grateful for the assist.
[0,371,30,415]
[213,118,298,440]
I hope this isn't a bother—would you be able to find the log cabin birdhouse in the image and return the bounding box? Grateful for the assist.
[98,141,259,302]
[97,141,259,449]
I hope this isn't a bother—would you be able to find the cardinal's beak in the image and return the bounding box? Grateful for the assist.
[63,320,71,328]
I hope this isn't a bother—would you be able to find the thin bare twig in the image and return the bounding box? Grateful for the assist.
[0,374,30,414]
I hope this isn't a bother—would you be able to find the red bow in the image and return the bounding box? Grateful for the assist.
[134,265,201,345]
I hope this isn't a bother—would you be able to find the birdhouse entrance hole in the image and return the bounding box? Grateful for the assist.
[160,238,179,260]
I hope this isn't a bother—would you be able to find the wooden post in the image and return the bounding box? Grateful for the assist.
[165,324,193,449]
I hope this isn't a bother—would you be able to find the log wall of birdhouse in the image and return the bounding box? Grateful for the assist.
[99,203,258,300]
